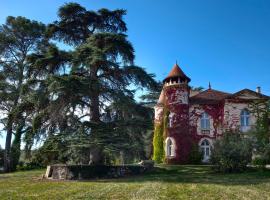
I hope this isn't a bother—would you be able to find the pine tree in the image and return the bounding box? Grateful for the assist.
[26,3,158,164]
[0,16,46,172]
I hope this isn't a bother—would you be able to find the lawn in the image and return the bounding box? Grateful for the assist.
[1,165,270,200]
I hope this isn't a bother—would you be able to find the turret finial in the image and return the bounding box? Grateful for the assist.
[208,82,212,90]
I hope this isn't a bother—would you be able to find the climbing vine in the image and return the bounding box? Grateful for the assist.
[152,123,164,163]
[152,108,169,163]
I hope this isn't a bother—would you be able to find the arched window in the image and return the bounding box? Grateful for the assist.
[200,139,211,162]
[201,112,210,130]
[241,109,250,127]
[165,137,175,157]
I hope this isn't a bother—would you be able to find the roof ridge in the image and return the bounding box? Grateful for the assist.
[191,88,231,98]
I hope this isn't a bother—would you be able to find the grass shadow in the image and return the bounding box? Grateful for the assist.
[94,165,270,186]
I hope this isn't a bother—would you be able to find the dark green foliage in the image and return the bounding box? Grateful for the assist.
[0,16,46,172]
[211,132,252,173]
[50,164,146,180]
[16,160,43,171]
[0,147,4,167]
[188,143,203,164]
[249,100,270,166]
[0,3,158,171]
[252,144,270,167]
[48,2,127,45]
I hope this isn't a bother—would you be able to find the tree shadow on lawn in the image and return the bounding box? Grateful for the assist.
[94,165,270,186]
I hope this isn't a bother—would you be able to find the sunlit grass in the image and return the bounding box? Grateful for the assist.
[0,165,270,199]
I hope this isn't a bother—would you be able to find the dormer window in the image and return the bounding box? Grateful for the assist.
[201,112,210,131]
[241,109,250,132]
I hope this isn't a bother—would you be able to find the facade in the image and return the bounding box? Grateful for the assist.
[153,63,269,164]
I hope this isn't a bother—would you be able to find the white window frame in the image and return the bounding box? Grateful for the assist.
[168,113,174,127]
[200,112,210,130]
[241,109,250,127]
[165,137,176,157]
[199,139,211,162]
[240,109,250,132]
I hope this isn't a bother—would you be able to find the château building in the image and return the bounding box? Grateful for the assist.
[153,63,269,164]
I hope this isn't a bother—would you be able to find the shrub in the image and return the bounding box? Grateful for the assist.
[211,132,252,173]
[188,143,203,164]
[16,160,43,171]
[48,164,147,180]
[252,157,267,168]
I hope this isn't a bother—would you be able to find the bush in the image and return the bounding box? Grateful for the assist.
[48,164,147,180]
[252,157,267,167]
[188,143,203,164]
[211,132,252,173]
[252,144,270,168]
[16,160,43,171]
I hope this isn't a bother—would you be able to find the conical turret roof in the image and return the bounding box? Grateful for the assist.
[163,63,191,83]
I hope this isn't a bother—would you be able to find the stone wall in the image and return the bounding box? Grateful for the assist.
[45,163,153,180]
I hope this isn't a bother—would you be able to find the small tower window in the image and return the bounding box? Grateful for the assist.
[168,112,174,127]
[201,112,210,130]
[165,137,175,157]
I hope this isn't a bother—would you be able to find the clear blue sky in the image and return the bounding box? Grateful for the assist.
[1,0,270,146]
[1,0,270,94]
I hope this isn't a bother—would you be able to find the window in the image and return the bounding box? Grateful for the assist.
[165,137,175,157]
[201,112,210,130]
[200,139,211,162]
[240,109,250,132]
[168,113,173,127]
[241,109,249,127]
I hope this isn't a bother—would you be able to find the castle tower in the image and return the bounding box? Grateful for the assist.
[153,63,191,164]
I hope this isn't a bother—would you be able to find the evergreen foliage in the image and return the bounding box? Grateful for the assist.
[0,16,46,172]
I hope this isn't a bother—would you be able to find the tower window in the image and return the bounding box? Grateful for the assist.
[165,137,175,157]
[201,112,210,131]
[168,112,174,127]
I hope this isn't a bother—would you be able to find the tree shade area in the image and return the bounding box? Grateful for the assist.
[0,2,158,172]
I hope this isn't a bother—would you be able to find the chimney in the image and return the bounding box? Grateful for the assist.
[256,86,261,94]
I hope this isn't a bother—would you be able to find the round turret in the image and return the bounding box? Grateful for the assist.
[163,63,191,86]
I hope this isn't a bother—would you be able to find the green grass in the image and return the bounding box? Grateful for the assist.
[1,165,270,200]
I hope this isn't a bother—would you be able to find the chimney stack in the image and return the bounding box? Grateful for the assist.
[256,86,261,94]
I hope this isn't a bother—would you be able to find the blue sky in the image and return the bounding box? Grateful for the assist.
[1,0,270,145]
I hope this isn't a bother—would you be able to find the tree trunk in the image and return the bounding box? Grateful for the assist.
[90,93,100,122]
[4,117,13,172]
[89,66,100,122]
[11,121,24,171]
